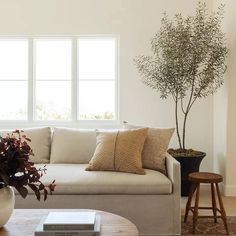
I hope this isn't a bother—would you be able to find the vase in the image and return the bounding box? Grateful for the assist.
[174,152,206,196]
[0,186,15,228]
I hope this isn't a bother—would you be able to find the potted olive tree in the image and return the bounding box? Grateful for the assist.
[134,2,228,196]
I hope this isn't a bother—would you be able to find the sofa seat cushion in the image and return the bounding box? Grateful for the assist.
[34,164,172,194]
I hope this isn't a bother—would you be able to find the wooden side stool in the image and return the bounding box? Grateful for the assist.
[184,172,229,235]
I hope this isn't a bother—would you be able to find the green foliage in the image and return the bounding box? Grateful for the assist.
[36,103,114,121]
[134,2,228,150]
[79,111,114,120]
[36,103,71,121]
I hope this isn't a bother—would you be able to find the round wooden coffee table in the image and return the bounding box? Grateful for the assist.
[0,209,139,236]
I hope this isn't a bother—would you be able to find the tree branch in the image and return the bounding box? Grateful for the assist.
[180,97,186,114]
[182,74,195,150]
[174,92,182,149]
[188,86,204,112]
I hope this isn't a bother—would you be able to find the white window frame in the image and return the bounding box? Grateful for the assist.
[0,35,119,128]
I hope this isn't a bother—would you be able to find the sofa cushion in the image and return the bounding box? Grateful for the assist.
[35,164,172,194]
[50,128,96,164]
[0,127,51,163]
[123,122,174,174]
[86,128,148,175]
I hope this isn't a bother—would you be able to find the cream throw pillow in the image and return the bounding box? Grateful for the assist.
[50,128,96,164]
[123,122,174,174]
[86,128,148,175]
[24,127,51,163]
[0,127,51,163]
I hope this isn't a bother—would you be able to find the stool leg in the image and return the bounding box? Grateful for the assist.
[184,182,197,223]
[216,183,229,235]
[193,183,200,234]
[211,183,217,223]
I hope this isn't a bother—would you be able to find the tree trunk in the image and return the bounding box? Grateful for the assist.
[175,99,182,149]
[182,111,189,150]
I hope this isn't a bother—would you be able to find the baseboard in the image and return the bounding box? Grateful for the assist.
[191,183,236,196]
[223,184,236,196]
[193,183,225,194]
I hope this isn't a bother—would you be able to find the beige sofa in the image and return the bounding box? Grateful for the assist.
[13,127,181,236]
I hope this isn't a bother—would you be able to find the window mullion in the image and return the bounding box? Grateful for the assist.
[115,36,119,122]
[28,38,34,122]
[71,37,77,121]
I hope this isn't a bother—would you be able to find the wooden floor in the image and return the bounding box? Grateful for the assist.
[181,187,236,216]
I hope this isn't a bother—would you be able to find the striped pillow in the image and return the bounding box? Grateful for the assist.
[86,128,148,175]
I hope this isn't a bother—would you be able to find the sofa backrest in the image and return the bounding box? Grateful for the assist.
[50,127,96,164]
[0,127,97,164]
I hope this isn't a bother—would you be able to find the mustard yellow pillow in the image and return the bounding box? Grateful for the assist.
[86,128,148,175]
[123,122,174,174]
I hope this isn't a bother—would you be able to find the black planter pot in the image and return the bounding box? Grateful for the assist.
[173,152,206,196]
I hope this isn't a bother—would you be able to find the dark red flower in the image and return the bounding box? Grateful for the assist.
[0,130,55,201]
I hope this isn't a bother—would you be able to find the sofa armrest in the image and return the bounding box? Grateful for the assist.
[166,152,181,234]
[166,152,180,195]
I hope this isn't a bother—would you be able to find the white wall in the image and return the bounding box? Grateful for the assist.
[0,0,214,171]
[213,0,236,196]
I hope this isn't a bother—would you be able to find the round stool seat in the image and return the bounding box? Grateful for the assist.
[189,172,223,183]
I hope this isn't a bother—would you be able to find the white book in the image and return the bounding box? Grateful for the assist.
[35,215,100,236]
[43,212,96,231]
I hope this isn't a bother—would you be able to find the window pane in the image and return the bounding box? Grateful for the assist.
[35,40,72,80]
[0,40,28,80]
[36,81,71,120]
[78,81,115,120]
[78,38,116,80]
[0,81,27,120]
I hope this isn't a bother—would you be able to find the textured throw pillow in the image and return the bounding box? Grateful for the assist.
[86,128,148,175]
[123,122,174,174]
[50,128,96,164]
[0,127,51,164]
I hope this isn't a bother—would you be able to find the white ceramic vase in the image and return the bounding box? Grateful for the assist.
[0,186,15,228]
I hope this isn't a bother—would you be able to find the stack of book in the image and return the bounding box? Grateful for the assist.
[34,212,101,236]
